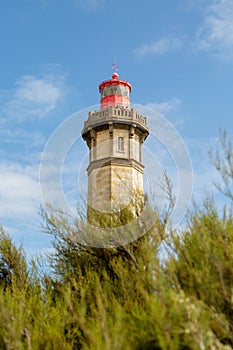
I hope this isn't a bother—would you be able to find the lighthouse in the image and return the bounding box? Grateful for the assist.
[82,69,149,224]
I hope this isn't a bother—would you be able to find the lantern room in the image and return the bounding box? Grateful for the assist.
[99,72,132,110]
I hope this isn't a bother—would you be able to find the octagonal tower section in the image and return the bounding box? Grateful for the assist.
[82,72,149,226]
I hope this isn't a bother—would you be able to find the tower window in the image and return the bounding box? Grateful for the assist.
[117,86,122,95]
[117,137,124,152]
[112,85,117,94]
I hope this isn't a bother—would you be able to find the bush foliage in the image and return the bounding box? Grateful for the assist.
[0,130,232,349]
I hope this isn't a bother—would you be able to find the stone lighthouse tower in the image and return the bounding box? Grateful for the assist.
[82,69,149,224]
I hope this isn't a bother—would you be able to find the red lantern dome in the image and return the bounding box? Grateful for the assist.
[99,72,132,110]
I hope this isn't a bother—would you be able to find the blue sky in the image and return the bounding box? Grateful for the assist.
[0,0,233,254]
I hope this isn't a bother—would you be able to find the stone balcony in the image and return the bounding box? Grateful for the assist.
[82,106,149,136]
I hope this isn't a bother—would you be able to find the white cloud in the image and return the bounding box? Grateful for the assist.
[145,98,182,114]
[1,73,65,121]
[196,0,233,59]
[185,137,221,201]
[135,99,184,129]
[133,1,233,62]
[182,0,206,11]
[0,162,40,219]
[134,36,184,61]
[74,0,105,11]
[0,127,45,148]
[15,76,60,106]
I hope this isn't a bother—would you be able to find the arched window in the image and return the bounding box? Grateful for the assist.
[123,87,129,97]
[112,85,117,94]
[117,137,124,152]
[117,86,122,95]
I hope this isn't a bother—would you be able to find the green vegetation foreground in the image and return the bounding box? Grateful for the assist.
[0,130,233,350]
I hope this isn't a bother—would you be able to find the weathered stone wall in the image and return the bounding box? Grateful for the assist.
[82,106,149,222]
[95,129,112,160]
[91,126,141,162]
[87,163,144,214]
